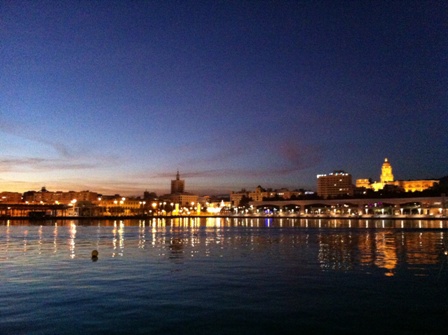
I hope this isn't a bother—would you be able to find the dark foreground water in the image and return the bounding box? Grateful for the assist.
[1,217,448,335]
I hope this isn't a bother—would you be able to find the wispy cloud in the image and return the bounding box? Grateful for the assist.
[150,165,311,180]
[277,141,322,170]
[0,124,122,171]
[0,156,95,172]
[131,140,322,181]
[1,124,75,159]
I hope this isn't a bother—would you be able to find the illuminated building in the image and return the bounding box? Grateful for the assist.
[0,192,22,203]
[96,196,141,216]
[230,186,303,206]
[230,191,247,206]
[356,158,439,192]
[163,171,198,208]
[22,188,101,204]
[168,193,199,207]
[397,180,439,192]
[355,179,371,189]
[380,158,394,183]
[249,186,275,202]
[205,200,231,214]
[316,171,353,199]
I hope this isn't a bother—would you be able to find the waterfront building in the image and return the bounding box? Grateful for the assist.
[230,190,249,206]
[397,179,439,192]
[168,193,199,207]
[230,186,303,206]
[355,179,371,189]
[249,186,275,202]
[171,170,185,194]
[0,192,22,203]
[96,196,142,216]
[276,188,302,200]
[22,188,100,205]
[356,158,439,192]
[205,199,232,214]
[316,171,353,199]
[162,171,198,209]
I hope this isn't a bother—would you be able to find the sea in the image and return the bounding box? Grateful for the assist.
[1,217,448,335]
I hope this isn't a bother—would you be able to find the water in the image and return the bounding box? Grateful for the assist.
[1,218,448,334]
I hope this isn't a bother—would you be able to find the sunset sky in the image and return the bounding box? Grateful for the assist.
[1,0,447,196]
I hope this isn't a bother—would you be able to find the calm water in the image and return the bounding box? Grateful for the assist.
[1,217,448,335]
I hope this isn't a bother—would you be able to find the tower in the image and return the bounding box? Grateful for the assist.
[380,158,394,183]
[171,170,185,194]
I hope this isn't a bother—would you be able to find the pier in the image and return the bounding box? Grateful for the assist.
[249,195,447,218]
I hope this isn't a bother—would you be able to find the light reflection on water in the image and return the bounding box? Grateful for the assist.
[1,218,448,334]
[1,218,446,271]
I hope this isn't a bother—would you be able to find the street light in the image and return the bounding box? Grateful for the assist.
[152,202,157,216]
[139,201,146,215]
[70,199,77,216]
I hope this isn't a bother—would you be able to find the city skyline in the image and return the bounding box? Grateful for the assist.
[0,157,444,197]
[2,1,447,196]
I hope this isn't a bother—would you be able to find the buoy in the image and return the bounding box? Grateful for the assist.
[91,250,99,261]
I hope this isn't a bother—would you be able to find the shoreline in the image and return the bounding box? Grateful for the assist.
[1,214,447,221]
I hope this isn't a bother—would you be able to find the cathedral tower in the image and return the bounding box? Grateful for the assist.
[380,158,394,183]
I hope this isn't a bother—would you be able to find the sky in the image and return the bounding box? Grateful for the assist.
[1,0,447,196]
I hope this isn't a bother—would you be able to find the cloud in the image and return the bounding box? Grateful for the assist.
[180,146,247,167]
[0,156,95,172]
[44,141,72,158]
[277,141,322,170]
[0,124,122,172]
[130,140,323,181]
[0,125,74,158]
[0,157,43,172]
[150,166,305,180]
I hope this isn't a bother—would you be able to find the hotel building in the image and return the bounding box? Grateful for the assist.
[316,171,353,199]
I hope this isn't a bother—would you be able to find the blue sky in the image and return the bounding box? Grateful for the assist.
[1,0,447,195]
